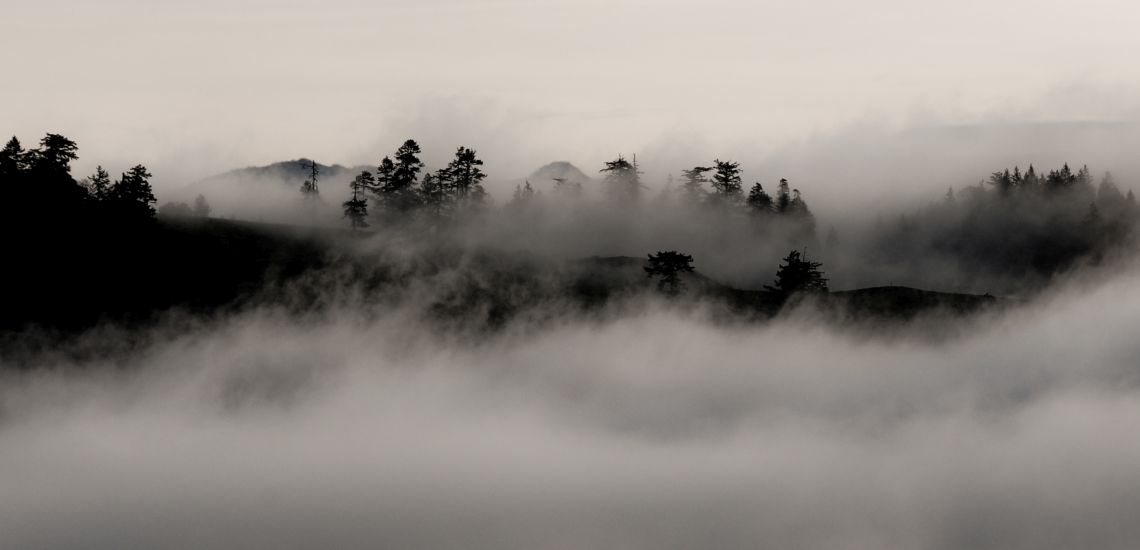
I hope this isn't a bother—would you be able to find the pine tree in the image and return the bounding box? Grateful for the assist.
[710,159,743,202]
[775,178,792,213]
[644,250,695,297]
[343,171,371,229]
[109,164,157,220]
[0,136,25,180]
[600,154,642,202]
[444,146,487,207]
[679,166,712,203]
[764,249,828,296]
[85,166,112,201]
[374,140,424,214]
[746,181,773,215]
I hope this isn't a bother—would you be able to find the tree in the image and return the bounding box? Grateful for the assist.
[30,133,79,175]
[644,251,695,297]
[300,159,320,196]
[764,249,828,296]
[84,166,112,201]
[679,166,712,203]
[344,171,371,229]
[374,140,424,214]
[709,159,743,202]
[746,182,773,215]
[109,164,157,220]
[0,136,25,180]
[600,154,642,202]
[775,178,792,213]
[444,146,487,206]
[193,194,211,217]
[419,169,451,221]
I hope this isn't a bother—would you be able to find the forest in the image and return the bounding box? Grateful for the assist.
[2,131,1137,338]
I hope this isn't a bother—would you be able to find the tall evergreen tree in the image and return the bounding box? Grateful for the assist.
[775,178,792,213]
[344,171,372,229]
[0,136,25,181]
[710,159,743,202]
[374,140,424,214]
[85,166,112,201]
[444,146,487,206]
[109,164,157,220]
[746,181,773,215]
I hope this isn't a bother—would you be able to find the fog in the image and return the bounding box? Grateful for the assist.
[2,260,1140,549]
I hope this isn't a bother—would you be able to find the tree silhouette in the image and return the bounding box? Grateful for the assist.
[764,249,828,297]
[0,136,25,180]
[445,146,487,207]
[710,159,743,202]
[680,166,712,203]
[375,140,424,214]
[300,159,320,196]
[84,166,112,202]
[644,250,695,297]
[344,171,372,229]
[775,178,792,213]
[746,181,773,215]
[600,154,642,202]
[109,164,157,220]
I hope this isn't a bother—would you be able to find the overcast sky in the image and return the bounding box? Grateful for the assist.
[6,0,1140,185]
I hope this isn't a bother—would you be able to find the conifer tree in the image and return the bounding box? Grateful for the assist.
[764,249,828,296]
[746,181,773,215]
[344,171,371,229]
[644,250,695,297]
[600,154,642,202]
[109,164,157,220]
[775,178,792,213]
[85,166,112,201]
[710,159,743,202]
[679,166,712,203]
[444,146,487,206]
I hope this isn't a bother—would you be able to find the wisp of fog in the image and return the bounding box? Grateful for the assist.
[2,261,1140,550]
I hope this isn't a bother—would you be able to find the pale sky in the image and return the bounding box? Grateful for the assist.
[5,0,1140,187]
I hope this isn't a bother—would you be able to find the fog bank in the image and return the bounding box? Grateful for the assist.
[3,267,1140,549]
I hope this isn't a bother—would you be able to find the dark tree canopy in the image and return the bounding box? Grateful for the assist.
[765,249,828,296]
[644,250,696,297]
[710,159,743,202]
[601,154,642,202]
[746,181,773,215]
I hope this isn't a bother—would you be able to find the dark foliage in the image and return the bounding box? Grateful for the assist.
[644,251,696,297]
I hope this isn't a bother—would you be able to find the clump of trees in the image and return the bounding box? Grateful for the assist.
[870,162,1139,289]
[159,194,212,219]
[1,133,157,228]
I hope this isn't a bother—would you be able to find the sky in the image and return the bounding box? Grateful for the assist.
[5,0,1140,188]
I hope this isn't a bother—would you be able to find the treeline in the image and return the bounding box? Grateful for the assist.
[323,140,819,240]
[865,162,1139,289]
[0,134,158,228]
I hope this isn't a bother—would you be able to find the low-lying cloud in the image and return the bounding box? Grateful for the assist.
[3,264,1140,549]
